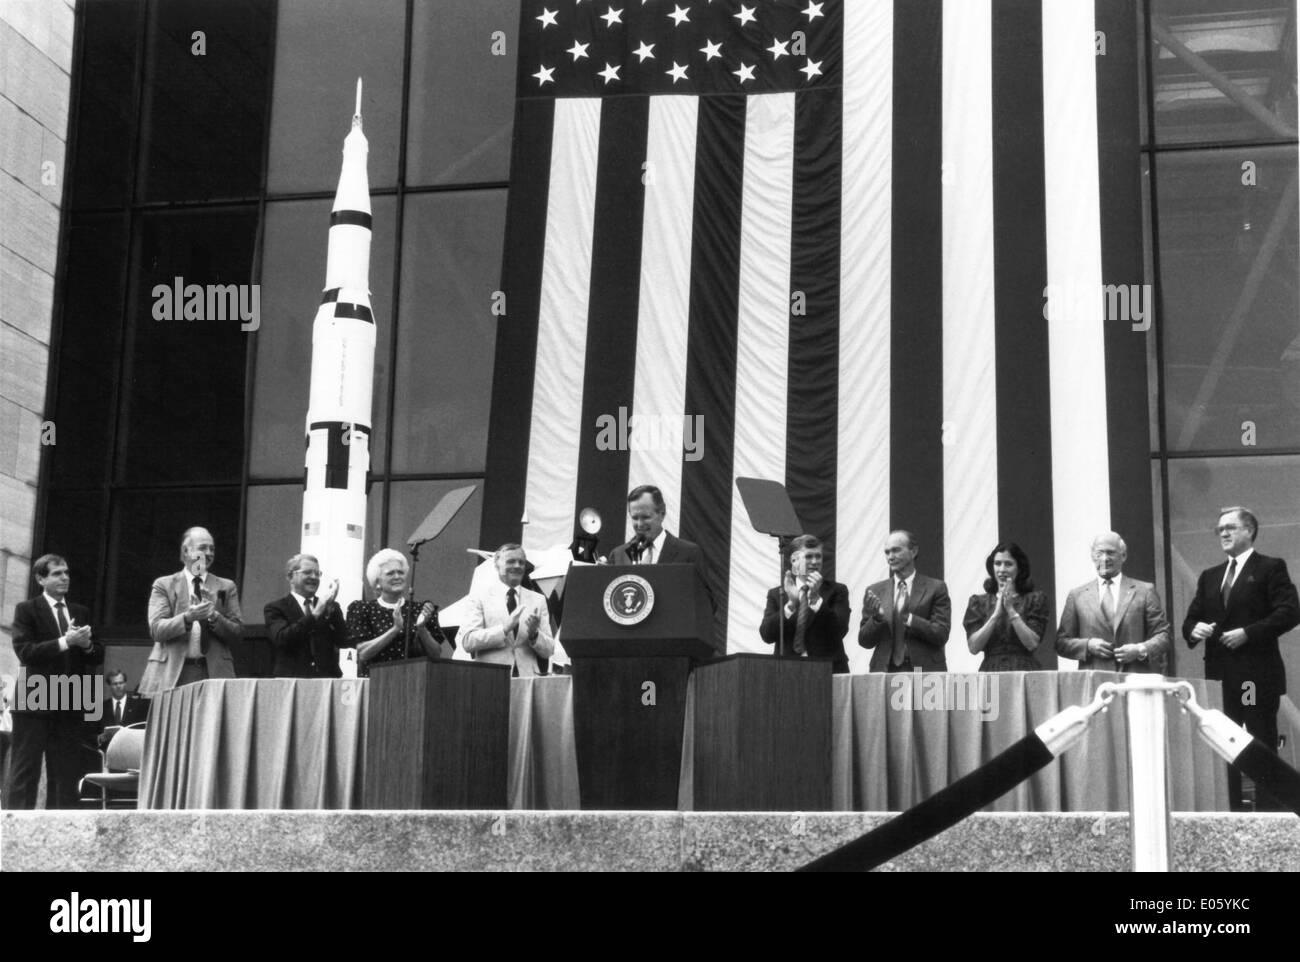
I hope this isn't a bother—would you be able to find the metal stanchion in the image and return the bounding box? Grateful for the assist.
[1124,674,1171,871]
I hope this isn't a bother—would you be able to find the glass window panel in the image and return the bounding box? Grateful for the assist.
[266,0,405,194]
[390,191,504,474]
[240,484,303,628]
[1155,146,1299,451]
[70,0,141,209]
[1150,0,1297,146]
[1150,460,1178,675]
[1142,154,1160,451]
[136,0,273,202]
[385,480,483,609]
[102,487,241,627]
[39,490,108,621]
[249,196,398,479]
[1166,456,1300,686]
[48,214,129,489]
[406,0,517,186]
[116,208,258,485]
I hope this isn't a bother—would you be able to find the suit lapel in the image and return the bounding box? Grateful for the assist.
[34,597,59,641]
[1082,583,1114,642]
[1113,579,1137,631]
[657,534,677,565]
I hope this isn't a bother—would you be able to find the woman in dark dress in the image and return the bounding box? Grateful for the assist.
[963,541,1049,672]
[346,548,441,677]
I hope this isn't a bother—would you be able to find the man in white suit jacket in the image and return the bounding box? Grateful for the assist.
[140,526,242,696]
[460,544,555,677]
[1056,531,1170,673]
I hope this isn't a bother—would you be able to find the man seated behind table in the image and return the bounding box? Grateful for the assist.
[460,544,555,677]
[265,553,348,678]
[96,669,150,750]
[759,534,851,673]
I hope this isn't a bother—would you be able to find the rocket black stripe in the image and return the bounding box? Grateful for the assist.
[321,288,340,303]
[1096,0,1154,577]
[787,84,842,579]
[573,96,648,550]
[333,302,374,323]
[679,96,747,646]
[991,0,1055,662]
[309,421,370,435]
[330,210,372,229]
[890,0,945,577]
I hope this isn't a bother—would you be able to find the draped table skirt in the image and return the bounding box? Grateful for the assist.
[139,671,1228,811]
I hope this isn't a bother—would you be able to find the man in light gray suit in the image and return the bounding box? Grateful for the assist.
[460,544,555,677]
[1056,531,1170,673]
[139,526,242,696]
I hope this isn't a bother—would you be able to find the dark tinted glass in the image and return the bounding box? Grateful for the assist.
[406,0,517,186]
[37,490,105,614]
[266,0,406,194]
[1149,0,1297,146]
[70,0,141,209]
[116,208,258,484]
[136,0,272,202]
[240,484,303,626]
[48,214,129,488]
[391,190,505,474]
[1155,146,1299,451]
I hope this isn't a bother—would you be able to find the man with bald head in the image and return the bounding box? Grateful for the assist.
[140,526,243,695]
[1056,531,1170,672]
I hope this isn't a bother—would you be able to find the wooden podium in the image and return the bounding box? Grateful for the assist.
[691,654,833,810]
[562,564,717,809]
[362,658,510,809]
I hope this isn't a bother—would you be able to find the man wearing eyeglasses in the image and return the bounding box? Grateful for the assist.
[1183,506,1299,810]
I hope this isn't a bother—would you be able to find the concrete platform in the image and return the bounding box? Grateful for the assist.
[4,811,1299,871]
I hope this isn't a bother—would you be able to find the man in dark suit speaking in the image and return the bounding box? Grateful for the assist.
[859,530,952,672]
[609,485,705,569]
[760,534,851,673]
[1183,506,1299,809]
[265,553,347,678]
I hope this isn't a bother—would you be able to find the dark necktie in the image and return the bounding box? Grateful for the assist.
[114,699,122,726]
[792,587,811,655]
[890,579,909,665]
[55,601,69,634]
[507,588,517,614]
[304,596,315,615]
[1220,559,1236,610]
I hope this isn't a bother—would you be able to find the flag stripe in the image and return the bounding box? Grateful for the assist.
[626,96,699,538]
[942,0,998,673]
[838,0,893,673]
[482,98,555,548]
[574,97,649,550]
[891,0,945,578]
[727,92,797,656]
[1096,0,1155,577]
[680,96,747,647]
[1043,0,1111,621]
[786,37,844,587]
[523,97,602,552]
[992,0,1056,663]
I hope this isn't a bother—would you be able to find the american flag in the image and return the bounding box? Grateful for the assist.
[482,0,1154,670]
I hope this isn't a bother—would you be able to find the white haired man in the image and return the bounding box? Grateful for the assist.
[1056,531,1170,673]
[460,544,555,677]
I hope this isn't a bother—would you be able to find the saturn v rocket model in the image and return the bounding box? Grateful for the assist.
[301,80,375,607]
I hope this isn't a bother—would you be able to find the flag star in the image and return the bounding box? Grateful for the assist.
[633,40,656,62]
[567,40,590,60]
[536,7,558,28]
[733,62,756,84]
[734,5,756,26]
[533,64,555,86]
[600,6,623,26]
[666,61,689,82]
[799,58,823,80]
[767,38,789,60]
[803,1,824,21]
[700,39,722,61]
[598,62,622,83]
[668,4,690,25]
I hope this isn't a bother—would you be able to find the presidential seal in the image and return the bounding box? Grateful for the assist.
[603,573,655,626]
